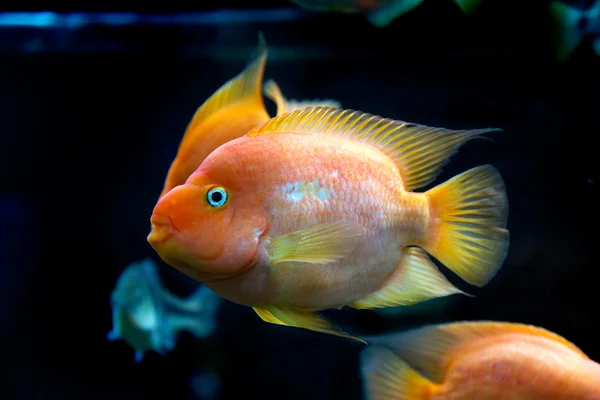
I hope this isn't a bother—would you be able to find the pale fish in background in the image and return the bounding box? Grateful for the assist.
[550,0,600,62]
[107,258,221,363]
[360,321,600,399]
[288,0,483,28]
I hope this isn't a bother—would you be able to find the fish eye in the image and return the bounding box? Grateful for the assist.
[206,187,228,207]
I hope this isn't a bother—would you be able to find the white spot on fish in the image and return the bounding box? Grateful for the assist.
[283,180,333,202]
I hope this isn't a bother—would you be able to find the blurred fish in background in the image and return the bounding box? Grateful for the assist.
[550,0,600,62]
[107,258,221,363]
[286,0,483,27]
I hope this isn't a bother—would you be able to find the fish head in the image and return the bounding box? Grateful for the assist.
[148,161,268,283]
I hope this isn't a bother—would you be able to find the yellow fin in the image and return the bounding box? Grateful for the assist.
[182,32,268,139]
[263,79,342,116]
[253,307,287,326]
[365,321,588,383]
[253,306,366,343]
[454,0,482,15]
[422,165,509,287]
[361,345,433,400]
[349,247,467,310]
[247,106,499,191]
[262,79,288,116]
[265,220,363,266]
[365,0,424,28]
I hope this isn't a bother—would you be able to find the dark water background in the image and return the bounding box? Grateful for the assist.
[1,1,598,399]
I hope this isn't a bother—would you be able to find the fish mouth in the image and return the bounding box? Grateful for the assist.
[147,215,175,246]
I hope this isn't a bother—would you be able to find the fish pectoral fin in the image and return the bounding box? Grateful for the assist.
[361,345,433,400]
[254,306,366,343]
[365,0,425,27]
[265,220,363,266]
[183,32,268,139]
[349,247,467,310]
[263,79,342,116]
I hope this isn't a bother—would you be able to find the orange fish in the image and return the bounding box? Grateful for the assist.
[360,321,600,399]
[159,34,342,200]
[147,106,509,341]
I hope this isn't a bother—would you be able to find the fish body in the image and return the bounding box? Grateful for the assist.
[200,133,427,310]
[361,321,600,399]
[148,107,509,341]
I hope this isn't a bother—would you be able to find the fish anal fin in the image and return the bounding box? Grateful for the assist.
[265,220,363,266]
[361,345,434,400]
[183,32,269,138]
[254,306,366,343]
[349,247,466,310]
[246,106,499,191]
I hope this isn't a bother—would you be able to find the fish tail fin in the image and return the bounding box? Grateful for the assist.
[366,0,425,28]
[454,0,482,15]
[361,345,434,400]
[421,165,509,287]
[550,1,586,62]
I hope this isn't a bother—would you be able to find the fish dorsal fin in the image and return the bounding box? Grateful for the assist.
[183,32,268,140]
[263,79,342,116]
[368,321,587,383]
[262,79,288,116]
[247,106,500,191]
